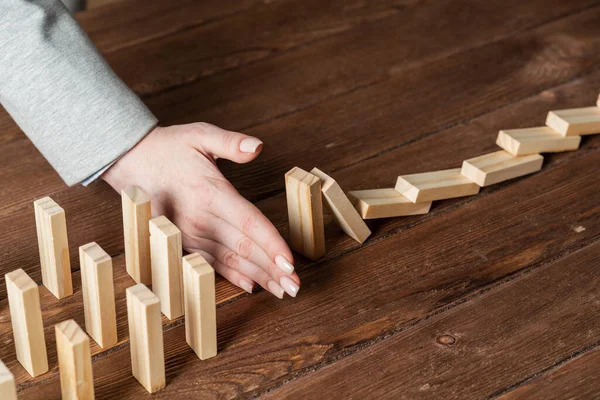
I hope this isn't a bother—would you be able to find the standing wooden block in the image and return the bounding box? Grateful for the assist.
[79,243,117,348]
[348,188,432,219]
[126,284,165,394]
[150,216,184,320]
[310,168,371,243]
[55,320,94,400]
[496,127,581,156]
[183,253,217,360]
[122,186,152,285]
[0,360,17,400]
[395,168,480,203]
[597,94,600,107]
[285,167,326,260]
[461,150,543,187]
[546,107,600,136]
[34,197,72,299]
[5,269,48,377]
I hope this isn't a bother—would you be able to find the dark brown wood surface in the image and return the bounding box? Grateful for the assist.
[1,0,599,398]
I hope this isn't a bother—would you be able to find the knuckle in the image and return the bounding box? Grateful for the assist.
[239,212,258,236]
[223,250,240,269]
[236,237,255,259]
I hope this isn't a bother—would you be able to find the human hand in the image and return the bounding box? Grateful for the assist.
[102,123,299,298]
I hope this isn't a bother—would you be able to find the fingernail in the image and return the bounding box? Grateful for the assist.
[280,276,299,298]
[239,279,253,294]
[275,255,294,275]
[267,280,284,299]
[239,137,263,153]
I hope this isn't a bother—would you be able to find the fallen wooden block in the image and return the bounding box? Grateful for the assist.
[546,106,600,136]
[0,360,17,400]
[34,197,73,299]
[348,188,432,219]
[461,150,543,187]
[122,186,152,285]
[5,269,48,377]
[55,320,94,400]
[79,242,118,348]
[310,168,371,243]
[395,168,480,203]
[285,167,326,260]
[126,284,165,394]
[183,253,217,360]
[496,126,581,156]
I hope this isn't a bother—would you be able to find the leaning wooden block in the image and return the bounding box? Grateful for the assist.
[55,320,94,400]
[150,216,184,319]
[285,167,326,260]
[126,284,166,394]
[122,186,152,285]
[310,168,371,243]
[395,168,480,203]
[5,269,48,377]
[34,197,73,299]
[546,107,600,136]
[496,127,581,156]
[0,360,17,400]
[183,253,217,360]
[461,150,543,187]
[348,188,432,219]
[79,243,118,348]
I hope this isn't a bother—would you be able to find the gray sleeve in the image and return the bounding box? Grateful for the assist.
[0,0,158,186]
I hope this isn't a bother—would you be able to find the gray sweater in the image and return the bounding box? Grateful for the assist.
[0,0,158,185]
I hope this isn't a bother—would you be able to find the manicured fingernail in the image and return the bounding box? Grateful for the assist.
[239,137,263,153]
[275,255,294,275]
[267,280,284,299]
[280,276,299,298]
[239,279,253,294]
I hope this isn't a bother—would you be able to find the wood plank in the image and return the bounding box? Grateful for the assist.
[546,107,600,136]
[496,127,581,156]
[348,188,432,219]
[264,242,600,399]
[121,186,152,285]
[55,320,94,400]
[461,150,543,187]
[395,168,480,202]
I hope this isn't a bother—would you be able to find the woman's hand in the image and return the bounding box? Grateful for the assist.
[102,123,299,298]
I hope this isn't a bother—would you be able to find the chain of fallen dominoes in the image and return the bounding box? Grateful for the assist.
[285,96,600,261]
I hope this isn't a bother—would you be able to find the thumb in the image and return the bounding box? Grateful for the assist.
[192,122,263,163]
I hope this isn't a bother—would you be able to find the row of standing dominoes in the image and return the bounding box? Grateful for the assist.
[286,99,600,260]
[2,187,218,398]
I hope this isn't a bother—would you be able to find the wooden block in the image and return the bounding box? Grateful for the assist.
[34,197,73,299]
[546,107,600,136]
[183,253,217,360]
[5,269,48,377]
[461,150,543,187]
[597,94,599,107]
[149,216,184,320]
[496,126,581,156]
[395,168,480,203]
[285,167,326,260]
[348,188,432,219]
[122,186,152,285]
[0,360,17,400]
[310,168,371,243]
[55,320,94,400]
[126,284,165,394]
[79,243,117,348]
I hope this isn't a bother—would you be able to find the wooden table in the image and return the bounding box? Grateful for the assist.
[1,0,600,398]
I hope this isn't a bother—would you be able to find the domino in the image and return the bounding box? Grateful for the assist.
[126,284,165,393]
[183,253,217,360]
[5,269,48,377]
[461,150,543,187]
[348,188,432,219]
[122,186,152,285]
[285,167,326,260]
[310,168,371,244]
[546,107,600,136]
[79,242,118,348]
[496,127,581,156]
[597,94,599,107]
[0,360,17,400]
[55,320,94,400]
[395,168,480,203]
[150,216,184,319]
[34,197,73,299]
